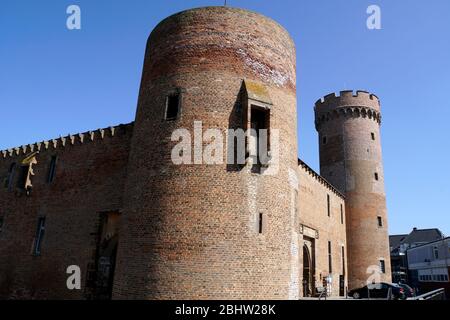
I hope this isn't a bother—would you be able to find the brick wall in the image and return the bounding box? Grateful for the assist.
[297,161,348,297]
[0,124,132,299]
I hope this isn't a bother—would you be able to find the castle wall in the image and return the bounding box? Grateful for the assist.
[0,124,132,299]
[297,161,348,297]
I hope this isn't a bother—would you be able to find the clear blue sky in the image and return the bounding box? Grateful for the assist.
[1,0,449,236]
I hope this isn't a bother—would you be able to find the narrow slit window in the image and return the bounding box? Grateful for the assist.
[165,93,180,120]
[328,241,332,273]
[374,172,379,181]
[4,163,16,190]
[371,132,375,140]
[377,216,383,227]
[327,194,331,217]
[341,246,345,275]
[0,217,3,233]
[340,204,344,224]
[47,156,57,183]
[322,136,327,145]
[379,259,386,273]
[33,217,46,256]
[258,213,263,234]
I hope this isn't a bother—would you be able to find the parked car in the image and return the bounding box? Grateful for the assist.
[348,282,406,300]
[397,283,415,298]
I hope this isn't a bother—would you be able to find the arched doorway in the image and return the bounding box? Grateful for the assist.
[303,244,312,297]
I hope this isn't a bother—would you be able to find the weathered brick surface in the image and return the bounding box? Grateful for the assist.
[297,161,348,297]
[0,125,132,299]
[315,91,392,290]
[113,6,299,300]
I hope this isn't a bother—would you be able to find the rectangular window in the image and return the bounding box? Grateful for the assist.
[0,217,3,233]
[433,246,439,260]
[328,241,332,273]
[341,246,345,276]
[165,93,180,120]
[379,259,386,273]
[17,165,30,189]
[258,213,264,234]
[250,106,270,174]
[377,216,383,227]
[371,132,375,140]
[33,217,46,255]
[327,194,331,217]
[47,156,57,183]
[340,204,344,224]
[322,136,327,145]
[374,172,379,181]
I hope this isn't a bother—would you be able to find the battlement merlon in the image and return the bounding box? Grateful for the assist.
[315,90,381,113]
[0,122,134,160]
[313,90,382,130]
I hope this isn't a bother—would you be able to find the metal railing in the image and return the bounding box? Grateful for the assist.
[408,288,446,300]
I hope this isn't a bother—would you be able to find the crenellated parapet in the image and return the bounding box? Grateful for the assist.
[0,122,134,160]
[298,158,345,199]
[314,90,382,129]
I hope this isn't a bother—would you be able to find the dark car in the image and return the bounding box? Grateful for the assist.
[397,283,415,298]
[348,282,406,300]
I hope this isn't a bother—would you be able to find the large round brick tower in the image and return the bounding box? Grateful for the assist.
[315,91,391,290]
[113,7,299,299]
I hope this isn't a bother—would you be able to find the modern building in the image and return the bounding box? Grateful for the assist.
[390,228,444,283]
[0,6,391,299]
[407,237,450,296]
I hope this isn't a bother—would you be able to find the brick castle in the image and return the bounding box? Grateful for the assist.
[0,7,391,299]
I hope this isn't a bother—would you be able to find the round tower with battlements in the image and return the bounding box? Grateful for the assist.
[113,7,299,299]
[315,90,391,290]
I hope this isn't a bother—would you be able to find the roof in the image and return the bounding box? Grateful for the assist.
[402,228,443,245]
[389,234,407,249]
[243,79,273,105]
[406,236,450,252]
[390,228,444,254]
